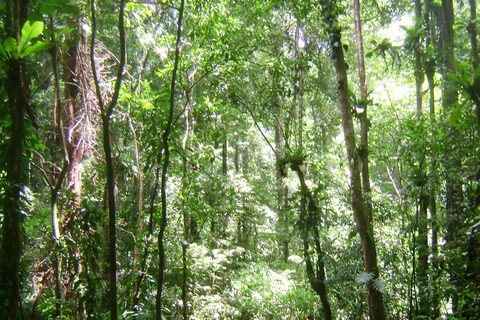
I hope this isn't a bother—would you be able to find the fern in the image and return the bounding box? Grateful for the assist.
[355,272,374,284]
[372,278,386,293]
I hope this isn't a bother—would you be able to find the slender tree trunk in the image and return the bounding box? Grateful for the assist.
[182,241,188,320]
[295,21,303,149]
[319,1,387,317]
[91,1,126,319]
[411,0,431,316]
[49,15,72,316]
[468,0,479,71]
[466,1,480,317]
[466,0,480,119]
[275,104,289,263]
[156,1,184,318]
[128,116,144,276]
[1,1,29,318]
[423,1,441,317]
[354,0,373,224]
[440,0,464,315]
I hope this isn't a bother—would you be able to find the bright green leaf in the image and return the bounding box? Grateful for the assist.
[0,43,8,58]
[19,21,44,55]
[453,21,466,30]
[20,41,54,58]
[2,37,18,58]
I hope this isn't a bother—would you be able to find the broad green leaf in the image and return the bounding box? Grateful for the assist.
[20,41,54,58]
[2,37,18,58]
[0,43,8,58]
[19,21,44,55]
[453,21,466,30]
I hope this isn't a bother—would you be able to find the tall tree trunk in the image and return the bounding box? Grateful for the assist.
[295,21,303,149]
[0,1,29,318]
[423,1,440,317]
[466,0,480,119]
[275,103,289,263]
[128,116,144,277]
[353,0,373,224]
[156,1,184,318]
[49,15,72,317]
[319,2,387,318]
[439,0,464,315]
[466,1,480,317]
[412,0,431,317]
[91,1,126,319]
[62,19,88,308]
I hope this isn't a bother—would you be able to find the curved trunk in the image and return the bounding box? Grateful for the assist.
[321,2,387,314]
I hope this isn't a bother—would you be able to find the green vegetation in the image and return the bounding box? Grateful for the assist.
[0,0,479,319]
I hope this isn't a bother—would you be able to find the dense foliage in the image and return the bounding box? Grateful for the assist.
[0,0,479,319]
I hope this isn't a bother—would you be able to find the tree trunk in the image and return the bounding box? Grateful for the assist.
[49,15,72,316]
[466,0,480,118]
[320,1,387,316]
[1,1,30,318]
[156,1,184,318]
[274,72,289,263]
[412,0,431,316]
[353,0,373,224]
[440,0,464,315]
[295,21,303,149]
[423,1,441,317]
[465,1,480,318]
[91,1,126,319]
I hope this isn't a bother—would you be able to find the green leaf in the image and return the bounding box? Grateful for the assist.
[372,278,386,293]
[2,37,18,58]
[356,272,375,284]
[19,21,44,55]
[449,104,463,125]
[0,43,8,58]
[20,41,54,58]
[453,21,466,30]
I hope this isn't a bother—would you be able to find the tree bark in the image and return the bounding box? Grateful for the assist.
[156,0,184,318]
[412,0,431,316]
[295,21,303,149]
[0,1,30,318]
[49,15,72,316]
[275,104,289,263]
[354,0,373,224]
[423,1,440,317]
[91,0,126,319]
[319,1,387,316]
[440,0,464,315]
